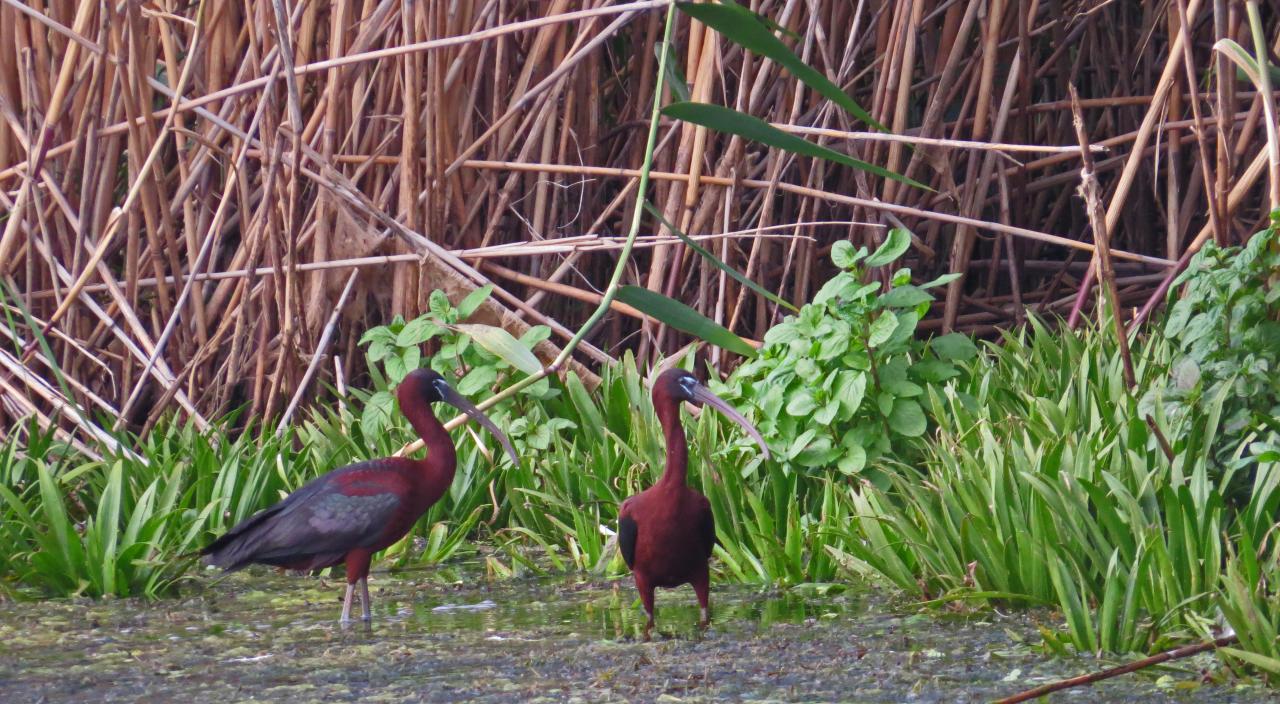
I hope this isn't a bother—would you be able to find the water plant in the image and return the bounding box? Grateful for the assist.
[1148,225,1280,483]
[720,228,974,476]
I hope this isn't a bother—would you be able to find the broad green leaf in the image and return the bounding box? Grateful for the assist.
[814,399,841,425]
[796,436,840,467]
[837,441,867,475]
[367,340,392,363]
[836,371,867,414]
[878,285,933,309]
[887,398,926,437]
[361,391,396,446]
[813,273,860,306]
[428,290,452,319]
[830,241,867,269]
[396,317,443,347]
[763,321,803,346]
[919,272,962,290]
[675,1,883,129]
[867,313,898,347]
[400,346,421,373]
[931,332,978,361]
[795,357,820,381]
[785,428,818,460]
[786,391,817,416]
[1164,298,1193,337]
[1172,357,1201,390]
[865,228,912,267]
[643,201,797,311]
[886,311,920,347]
[616,285,756,358]
[911,359,960,383]
[882,377,923,397]
[662,103,928,190]
[453,324,543,375]
[520,325,552,347]
[384,354,409,384]
[457,365,497,396]
[358,326,395,345]
[457,284,494,320]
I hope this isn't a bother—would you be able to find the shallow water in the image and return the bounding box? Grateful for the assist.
[0,566,1267,702]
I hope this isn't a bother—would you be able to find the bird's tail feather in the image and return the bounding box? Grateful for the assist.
[199,506,283,570]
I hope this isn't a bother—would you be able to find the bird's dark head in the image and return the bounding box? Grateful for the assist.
[401,368,450,405]
[655,368,700,403]
[397,368,519,465]
[653,368,771,459]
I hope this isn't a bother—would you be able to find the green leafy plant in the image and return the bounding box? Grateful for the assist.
[1150,223,1280,477]
[357,286,553,445]
[721,229,975,475]
[833,317,1280,658]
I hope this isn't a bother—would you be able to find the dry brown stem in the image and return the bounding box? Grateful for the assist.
[1,0,1274,439]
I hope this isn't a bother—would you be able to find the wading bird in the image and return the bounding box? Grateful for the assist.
[618,368,770,640]
[202,368,516,623]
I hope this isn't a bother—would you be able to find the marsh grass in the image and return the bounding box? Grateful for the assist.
[834,316,1280,657]
[3,316,1279,677]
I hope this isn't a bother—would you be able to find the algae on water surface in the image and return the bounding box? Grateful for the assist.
[0,567,1262,703]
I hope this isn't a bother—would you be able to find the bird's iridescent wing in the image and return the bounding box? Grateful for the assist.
[696,495,716,559]
[203,460,411,570]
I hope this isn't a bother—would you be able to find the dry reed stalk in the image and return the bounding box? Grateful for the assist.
[1,0,1276,434]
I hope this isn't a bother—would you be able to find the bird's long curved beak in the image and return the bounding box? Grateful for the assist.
[689,383,771,460]
[434,379,520,465]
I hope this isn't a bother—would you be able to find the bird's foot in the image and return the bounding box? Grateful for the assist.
[642,621,654,642]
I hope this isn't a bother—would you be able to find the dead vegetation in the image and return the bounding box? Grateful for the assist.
[0,0,1276,444]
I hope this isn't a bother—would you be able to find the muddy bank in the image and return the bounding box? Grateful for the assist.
[0,568,1263,702]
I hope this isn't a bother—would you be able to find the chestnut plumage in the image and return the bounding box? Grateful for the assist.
[618,368,770,639]
[201,368,516,623]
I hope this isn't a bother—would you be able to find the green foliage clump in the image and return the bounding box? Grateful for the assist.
[835,316,1280,658]
[721,228,976,475]
[356,285,553,446]
[1150,224,1280,470]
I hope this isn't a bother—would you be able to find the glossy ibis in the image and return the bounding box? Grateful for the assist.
[201,368,517,623]
[618,368,770,639]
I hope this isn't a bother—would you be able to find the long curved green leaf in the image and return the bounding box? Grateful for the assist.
[662,102,930,191]
[452,324,543,376]
[676,1,881,129]
[616,285,756,358]
[642,201,797,311]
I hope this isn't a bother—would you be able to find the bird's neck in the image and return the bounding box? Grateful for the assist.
[403,401,458,489]
[655,395,689,488]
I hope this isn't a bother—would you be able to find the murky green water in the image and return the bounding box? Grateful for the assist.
[0,565,1267,702]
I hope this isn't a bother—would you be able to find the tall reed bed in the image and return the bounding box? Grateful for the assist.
[3,1,1279,448]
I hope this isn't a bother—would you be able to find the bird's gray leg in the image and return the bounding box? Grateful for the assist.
[341,583,355,625]
[692,571,711,629]
[360,578,372,622]
[636,574,656,641]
